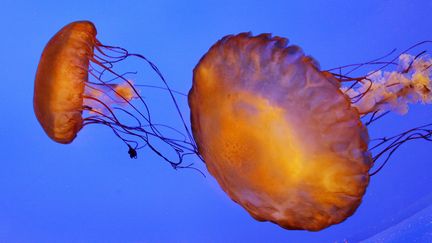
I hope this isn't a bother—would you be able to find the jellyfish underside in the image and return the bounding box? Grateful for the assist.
[189,33,372,231]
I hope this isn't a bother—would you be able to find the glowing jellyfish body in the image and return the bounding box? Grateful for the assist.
[34,21,96,143]
[34,21,198,167]
[189,33,373,231]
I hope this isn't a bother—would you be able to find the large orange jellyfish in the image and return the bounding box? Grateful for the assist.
[189,33,432,231]
[34,21,199,169]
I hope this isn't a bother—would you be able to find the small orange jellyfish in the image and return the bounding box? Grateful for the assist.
[34,21,199,169]
[189,33,432,230]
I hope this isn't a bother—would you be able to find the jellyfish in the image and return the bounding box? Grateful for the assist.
[33,21,199,170]
[189,33,432,231]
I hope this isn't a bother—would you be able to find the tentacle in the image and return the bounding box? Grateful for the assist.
[82,40,203,174]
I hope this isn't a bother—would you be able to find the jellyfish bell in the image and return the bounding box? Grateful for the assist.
[34,21,96,143]
[34,21,199,169]
[190,33,432,231]
[189,33,373,231]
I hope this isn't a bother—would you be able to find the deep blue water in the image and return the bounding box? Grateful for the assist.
[1,0,432,242]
